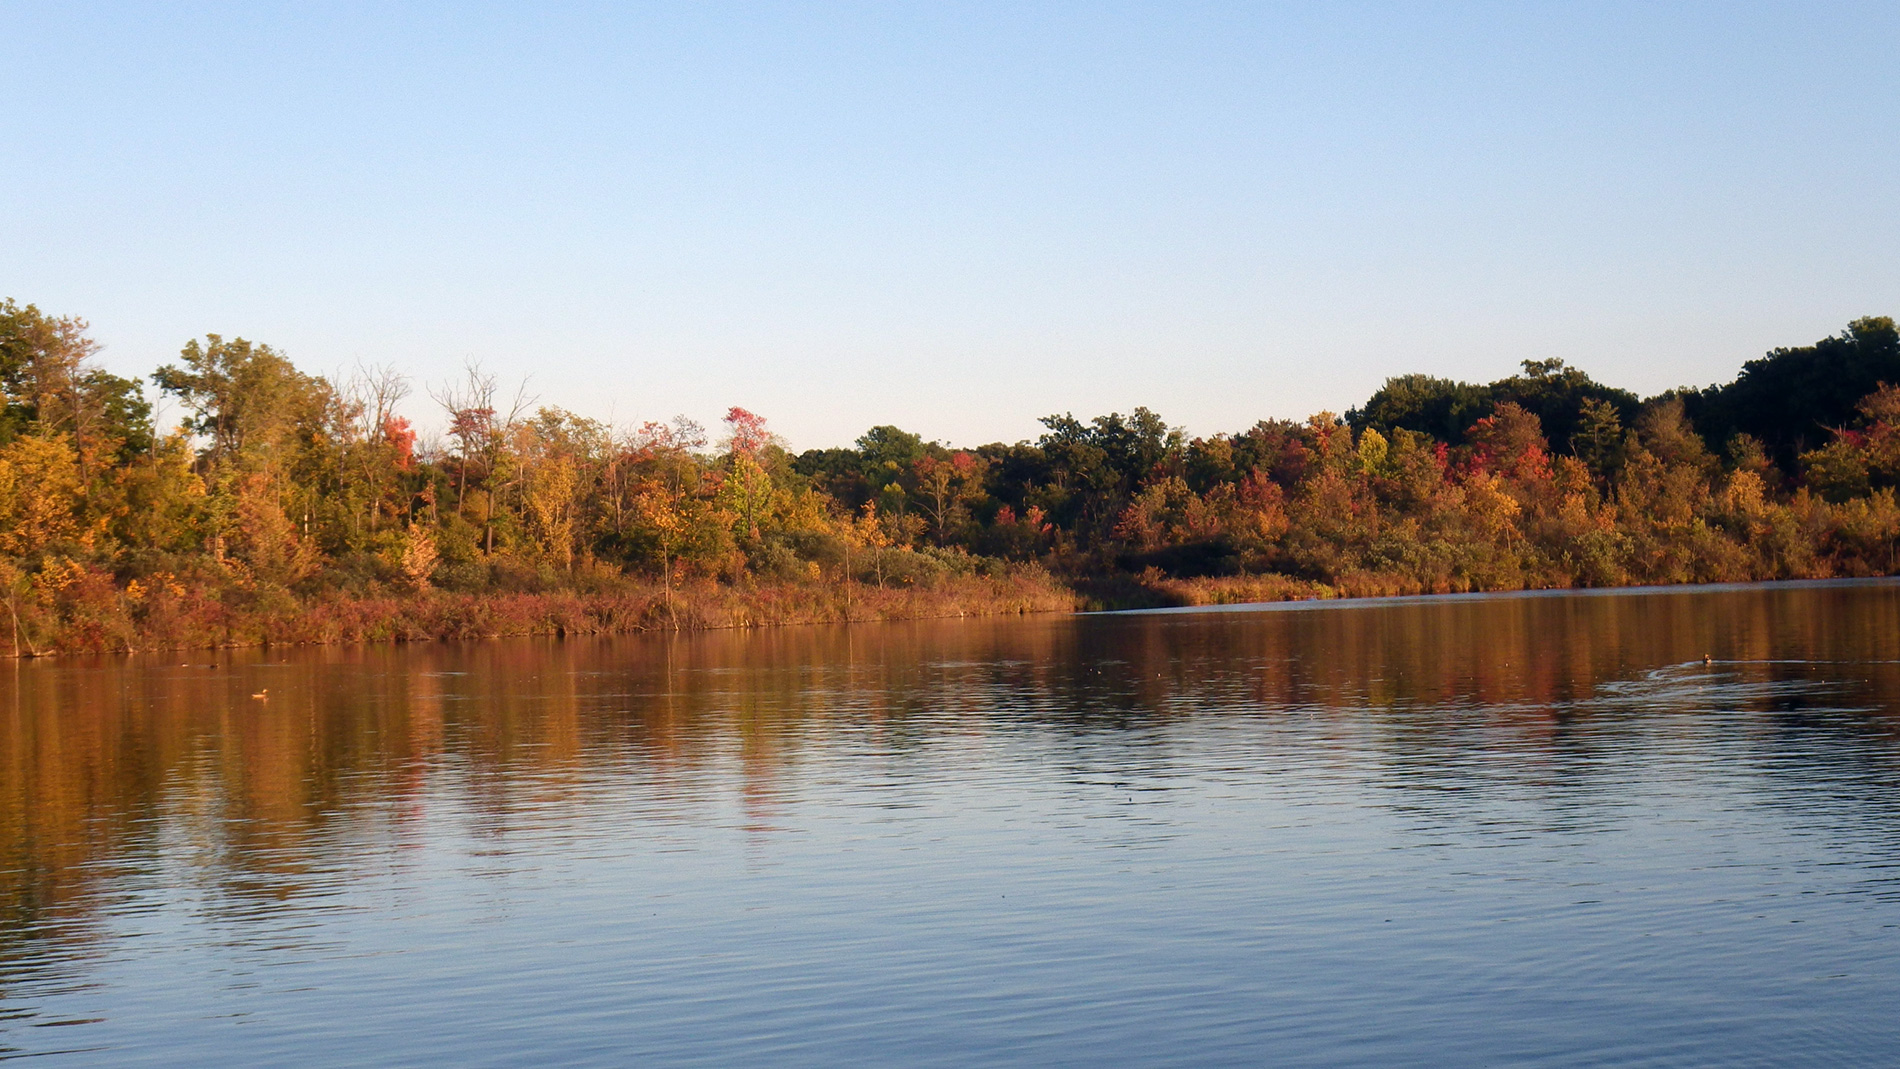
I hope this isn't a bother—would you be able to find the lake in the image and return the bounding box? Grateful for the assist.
[4,580,1900,1066]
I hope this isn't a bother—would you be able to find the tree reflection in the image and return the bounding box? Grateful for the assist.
[2,581,1898,977]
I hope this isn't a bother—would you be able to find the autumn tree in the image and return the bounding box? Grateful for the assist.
[721,407,777,541]
[914,450,985,544]
[0,434,85,558]
[0,301,152,488]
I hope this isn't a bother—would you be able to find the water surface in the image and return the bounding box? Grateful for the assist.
[4,581,1900,1065]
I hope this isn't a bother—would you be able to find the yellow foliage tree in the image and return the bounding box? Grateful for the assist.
[526,454,578,571]
[227,473,320,585]
[399,524,438,589]
[0,434,84,556]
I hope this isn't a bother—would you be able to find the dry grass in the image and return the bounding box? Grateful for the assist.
[4,569,1080,656]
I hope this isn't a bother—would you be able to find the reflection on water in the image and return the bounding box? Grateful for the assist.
[3,580,1900,1065]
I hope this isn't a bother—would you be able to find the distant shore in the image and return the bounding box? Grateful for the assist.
[3,302,1898,658]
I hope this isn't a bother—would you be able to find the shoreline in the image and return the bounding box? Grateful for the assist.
[1095,574,1900,616]
[1,571,1082,659]
[10,570,1899,659]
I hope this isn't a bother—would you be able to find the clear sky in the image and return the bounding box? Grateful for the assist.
[5,2,1899,449]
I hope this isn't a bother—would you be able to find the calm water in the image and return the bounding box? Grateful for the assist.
[4,581,1900,1066]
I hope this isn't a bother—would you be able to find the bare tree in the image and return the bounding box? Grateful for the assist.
[428,360,534,553]
[330,362,414,536]
[338,362,411,444]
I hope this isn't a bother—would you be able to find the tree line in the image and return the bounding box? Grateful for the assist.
[1,297,1897,651]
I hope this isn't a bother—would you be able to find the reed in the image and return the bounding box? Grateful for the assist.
[4,566,1080,656]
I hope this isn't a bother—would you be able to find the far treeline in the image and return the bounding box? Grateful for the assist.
[2,297,1898,654]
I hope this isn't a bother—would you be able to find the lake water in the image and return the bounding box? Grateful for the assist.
[4,581,1900,1066]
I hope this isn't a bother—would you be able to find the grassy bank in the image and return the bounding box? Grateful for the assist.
[1069,567,1899,611]
[3,568,1079,657]
[13,562,1900,657]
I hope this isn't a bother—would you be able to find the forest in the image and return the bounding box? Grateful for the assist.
[1,297,1898,654]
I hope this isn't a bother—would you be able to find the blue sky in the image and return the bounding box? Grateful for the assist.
[5,2,1898,448]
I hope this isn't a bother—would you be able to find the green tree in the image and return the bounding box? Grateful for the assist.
[1686,316,1900,466]
[1348,373,1491,444]
[153,335,331,472]
[1573,397,1624,477]
[855,424,926,517]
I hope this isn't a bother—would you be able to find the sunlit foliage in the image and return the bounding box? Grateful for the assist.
[1,299,1897,651]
